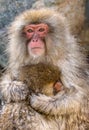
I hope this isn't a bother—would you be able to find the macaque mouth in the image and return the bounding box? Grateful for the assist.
[31,47,43,50]
[31,47,43,49]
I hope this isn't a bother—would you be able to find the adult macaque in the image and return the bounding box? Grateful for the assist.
[0,8,89,130]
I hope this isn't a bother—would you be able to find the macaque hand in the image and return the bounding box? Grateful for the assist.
[29,93,56,114]
[0,80,29,103]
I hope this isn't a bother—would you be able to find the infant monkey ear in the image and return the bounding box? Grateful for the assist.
[53,81,63,95]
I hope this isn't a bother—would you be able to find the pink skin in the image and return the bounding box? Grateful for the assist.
[54,81,62,92]
[23,23,49,56]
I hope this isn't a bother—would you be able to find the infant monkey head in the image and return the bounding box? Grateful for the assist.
[18,63,63,96]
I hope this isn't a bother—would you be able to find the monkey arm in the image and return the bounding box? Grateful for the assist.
[30,89,86,116]
[0,74,29,103]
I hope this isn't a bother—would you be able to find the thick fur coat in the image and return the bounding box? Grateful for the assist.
[0,8,89,130]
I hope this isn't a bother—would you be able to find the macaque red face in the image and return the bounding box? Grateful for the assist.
[23,23,49,57]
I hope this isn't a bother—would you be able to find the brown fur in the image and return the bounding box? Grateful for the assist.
[33,0,85,35]
[18,63,61,96]
[0,8,89,130]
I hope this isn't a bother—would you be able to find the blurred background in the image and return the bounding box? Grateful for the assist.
[0,0,35,69]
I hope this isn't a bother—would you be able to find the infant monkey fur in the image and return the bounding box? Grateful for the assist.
[18,63,62,96]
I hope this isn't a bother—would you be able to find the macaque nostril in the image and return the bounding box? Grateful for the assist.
[32,39,38,42]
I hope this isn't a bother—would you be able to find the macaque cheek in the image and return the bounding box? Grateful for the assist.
[27,39,45,56]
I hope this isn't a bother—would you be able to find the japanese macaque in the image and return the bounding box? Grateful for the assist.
[0,8,89,130]
[18,63,62,96]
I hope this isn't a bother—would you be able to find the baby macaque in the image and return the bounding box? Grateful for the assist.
[18,63,62,96]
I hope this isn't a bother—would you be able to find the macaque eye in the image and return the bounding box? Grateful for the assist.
[27,29,34,33]
[38,28,45,32]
